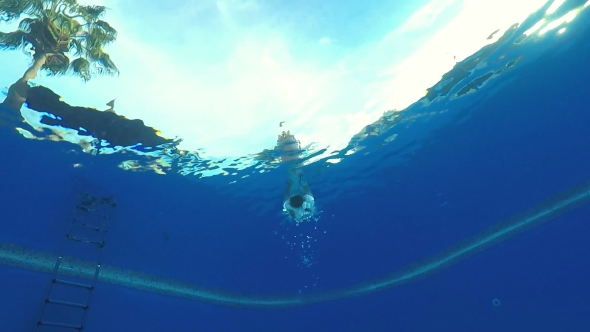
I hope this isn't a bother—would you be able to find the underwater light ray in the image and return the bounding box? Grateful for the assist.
[1,179,590,307]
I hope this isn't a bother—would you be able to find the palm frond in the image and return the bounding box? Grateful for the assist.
[69,57,91,81]
[52,12,79,35]
[86,47,118,74]
[60,0,79,11]
[0,30,27,50]
[1,0,43,22]
[94,20,117,38]
[24,0,46,17]
[96,52,118,75]
[87,24,117,45]
[75,5,106,22]
[43,53,70,76]
[83,33,101,52]
[69,38,84,56]
[17,17,37,33]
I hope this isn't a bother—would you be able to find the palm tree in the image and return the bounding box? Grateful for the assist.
[0,0,119,111]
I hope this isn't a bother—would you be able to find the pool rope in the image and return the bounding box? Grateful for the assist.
[2,179,590,308]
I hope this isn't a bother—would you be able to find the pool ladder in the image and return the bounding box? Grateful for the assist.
[34,194,115,331]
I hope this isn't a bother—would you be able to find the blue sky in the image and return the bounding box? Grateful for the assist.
[0,0,560,160]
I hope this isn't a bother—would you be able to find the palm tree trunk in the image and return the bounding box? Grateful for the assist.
[1,54,47,112]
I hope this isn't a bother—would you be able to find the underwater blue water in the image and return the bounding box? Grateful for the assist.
[2,1,590,331]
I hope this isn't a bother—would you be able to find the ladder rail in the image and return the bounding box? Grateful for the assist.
[79,252,104,328]
[34,193,114,331]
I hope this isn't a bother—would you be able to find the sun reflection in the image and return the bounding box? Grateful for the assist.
[539,9,580,35]
[2,0,588,181]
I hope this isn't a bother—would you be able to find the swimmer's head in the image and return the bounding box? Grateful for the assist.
[289,195,304,208]
[284,194,315,223]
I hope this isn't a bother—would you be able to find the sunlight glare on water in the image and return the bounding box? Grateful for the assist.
[0,0,562,173]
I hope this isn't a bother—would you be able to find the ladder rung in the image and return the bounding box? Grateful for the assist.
[66,234,105,246]
[82,223,101,231]
[54,278,94,290]
[38,320,83,330]
[46,298,88,309]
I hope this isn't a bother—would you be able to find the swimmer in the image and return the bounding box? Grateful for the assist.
[275,128,315,224]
